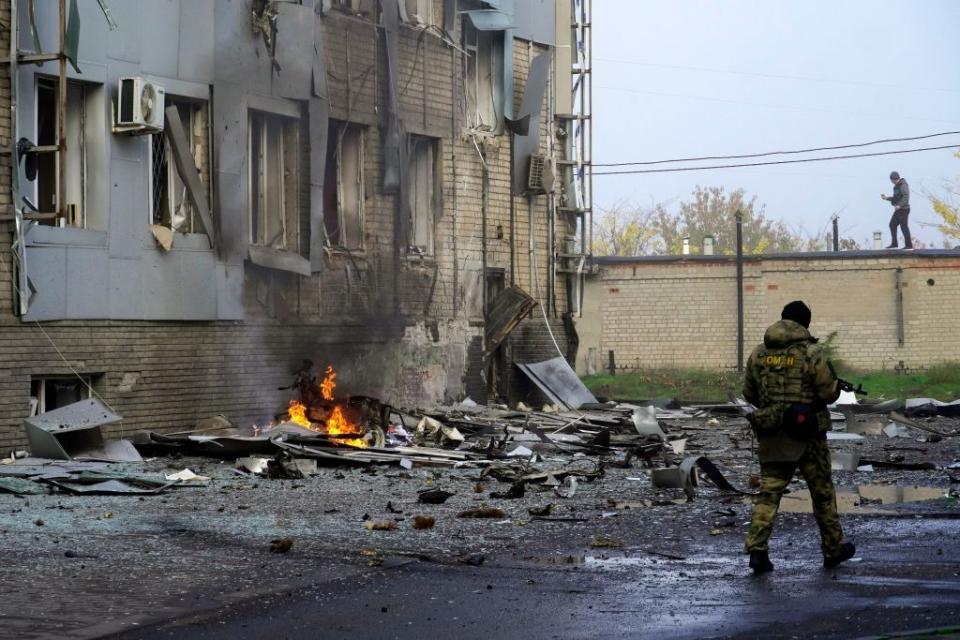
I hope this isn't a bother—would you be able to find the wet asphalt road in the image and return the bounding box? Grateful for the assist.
[111,518,960,640]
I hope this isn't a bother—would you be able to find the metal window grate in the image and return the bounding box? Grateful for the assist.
[528,154,546,193]
[150,133,167,224]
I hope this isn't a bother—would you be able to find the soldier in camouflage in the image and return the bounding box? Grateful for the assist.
[742,300,856,575]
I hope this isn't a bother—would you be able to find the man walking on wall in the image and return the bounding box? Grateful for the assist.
[742,301,856,575]
[882,171,912,249]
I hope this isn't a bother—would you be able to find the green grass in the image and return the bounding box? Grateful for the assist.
[582,369,743,403]
[582,363,960,403]
[854,363,960,401]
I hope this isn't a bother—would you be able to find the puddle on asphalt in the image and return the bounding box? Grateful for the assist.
[779,485,949,514]
[535,553,731,571]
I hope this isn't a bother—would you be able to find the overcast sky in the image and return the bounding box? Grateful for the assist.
[592,0,960,248]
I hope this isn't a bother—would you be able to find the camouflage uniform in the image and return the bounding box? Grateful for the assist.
[742,319,845,557]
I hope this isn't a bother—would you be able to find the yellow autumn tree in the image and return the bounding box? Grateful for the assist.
[592,201,661,256]
[930,151,960,242]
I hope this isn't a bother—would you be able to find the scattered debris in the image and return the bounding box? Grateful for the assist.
[457,506,505,519]
[269,538,294,554]
[413,516,435,530]
[418,489,454,504]
[491,481,525,499]
[555,476,578,499]
[364,520,399,531]
[590,535,623,549]
[528,504,553,516]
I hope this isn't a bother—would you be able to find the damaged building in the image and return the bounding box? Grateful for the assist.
[0,0,594,452]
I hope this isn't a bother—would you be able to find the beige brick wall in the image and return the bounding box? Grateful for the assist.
[577,254,960,374]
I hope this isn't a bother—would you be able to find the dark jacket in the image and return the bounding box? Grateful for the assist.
[743,320,840,463]
[890,178,910,210]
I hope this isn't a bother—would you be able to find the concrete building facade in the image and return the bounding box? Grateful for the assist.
[0,0,590,452]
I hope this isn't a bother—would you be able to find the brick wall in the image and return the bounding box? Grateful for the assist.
[0,1,573,453]
[577,252,960,374]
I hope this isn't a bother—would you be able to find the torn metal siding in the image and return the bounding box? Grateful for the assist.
[510,0,556,45]
[511,50,552,194]
[378,0,403,195]
[212,81,248,268]
[272,2,315,101]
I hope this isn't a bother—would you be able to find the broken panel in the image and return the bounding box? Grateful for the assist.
[309,97,330,271]
[23,398,122,460]
[163,104,216,247]
[517,357,598,410]
[378,0,402,193]
[484,284,537,356]
[512,51,552,194]
[273,2,315,100]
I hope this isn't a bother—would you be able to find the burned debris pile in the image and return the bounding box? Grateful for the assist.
[2,364,959,513]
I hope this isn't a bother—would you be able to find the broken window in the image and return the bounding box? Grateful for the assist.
[407,135,439,255]
[405,0,436,25]
[323,121,365,250]
[249,110,301,251]
[150,98,210,234]
[29,375,94,416]
[463,22,504,133]
[330,0,375,16]
[35,78,106,228]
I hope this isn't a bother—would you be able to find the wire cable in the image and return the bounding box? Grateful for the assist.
[595,131,960,167]
[594,57,960,94]
[593,144,960,176]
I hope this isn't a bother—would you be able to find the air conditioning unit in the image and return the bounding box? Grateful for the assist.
[115,77,165,134]
[527,154,556,195]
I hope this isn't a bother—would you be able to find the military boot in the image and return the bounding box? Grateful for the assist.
[749,550,774,575]
[823,542,856,568]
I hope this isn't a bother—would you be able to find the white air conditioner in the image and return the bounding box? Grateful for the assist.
[115,77,165,134]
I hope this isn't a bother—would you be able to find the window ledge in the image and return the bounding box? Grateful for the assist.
[25,225,108,248]
[403,254,436,267]
[325,247,368,260]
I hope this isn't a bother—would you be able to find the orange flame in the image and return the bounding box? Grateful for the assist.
[285,367,366,448]
[287,400,311,428]
[320,364,336,401]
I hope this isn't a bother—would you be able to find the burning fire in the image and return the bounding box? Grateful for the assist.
[320,364,336,401]
[285,365,367,447]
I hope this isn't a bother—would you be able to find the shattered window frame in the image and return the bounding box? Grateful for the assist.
[149,97,211,235]
[248,109,301,252]
[35,77,107,229]
[407,134,440,256]
[462,22,504,134]
[29,375,94,416]
[405,0,436,26]
[329,0,375,17]
[323,120,365,252]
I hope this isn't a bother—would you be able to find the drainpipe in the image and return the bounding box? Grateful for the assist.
[481,159,489,323]
[736,210,744,372]
[527,196,534,292]
[509,131,515,286]
[895,267,905,347]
